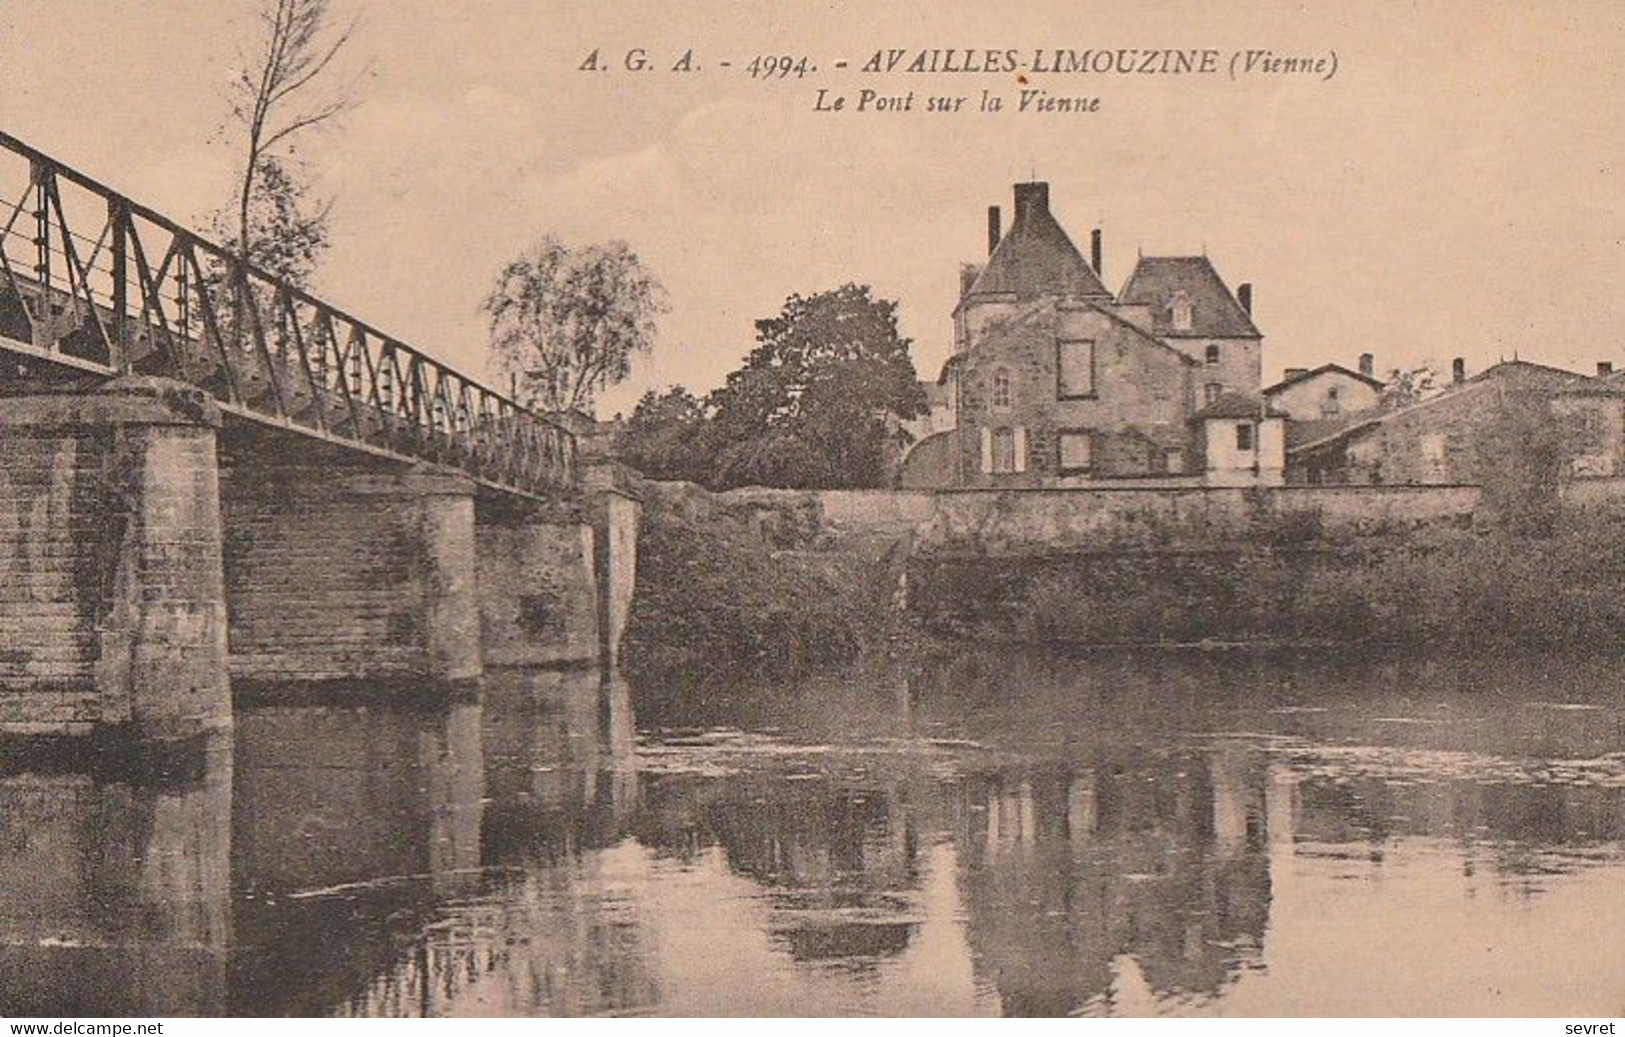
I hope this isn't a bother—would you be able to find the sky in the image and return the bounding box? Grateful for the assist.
[2,1,1623,416]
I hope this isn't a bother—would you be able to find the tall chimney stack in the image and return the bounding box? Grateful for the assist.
[1452,357,1466,384]
[987,206,1001,256]
[1090,228,1103,278]
[1012,181,1050,223]
[1237,283,1253,315]
[1358,352,1374,378]
[1598,361,1614,377]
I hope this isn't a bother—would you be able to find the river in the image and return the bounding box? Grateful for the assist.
[2,650,1622,1017]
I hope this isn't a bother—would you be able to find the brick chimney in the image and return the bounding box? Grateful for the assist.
[959,263,983,297]
[987,206,1001,256]
[1599,361,1614,377]
[1090,228,1103,278]
[1237,283,1253,315]
[1013,181,1050,223]
[1358,353,1374,378]
[1452,357,1466,384]
[1284,367,1308,380]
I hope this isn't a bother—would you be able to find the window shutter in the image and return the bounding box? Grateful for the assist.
[979,427,993,474]
[1013,426,1028,473]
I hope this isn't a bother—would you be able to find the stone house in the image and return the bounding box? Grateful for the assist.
[900,180,1275,488]
[951,297,1199,486]
[1190,391,1288,487]
[1263,358,1385,422]
[1286,360,1625,485]
[1116,255,1262,405]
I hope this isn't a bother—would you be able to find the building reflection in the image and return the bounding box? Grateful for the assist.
[2,650,1623,1017]
[0,742,233,1016]
[948,745,1271,1016]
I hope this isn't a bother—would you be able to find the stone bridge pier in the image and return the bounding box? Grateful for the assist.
[220,456,487,688]
[1,377,639,743]
[0,377,230,740]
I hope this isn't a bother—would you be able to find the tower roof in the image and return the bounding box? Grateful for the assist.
[1118,255,1261,338]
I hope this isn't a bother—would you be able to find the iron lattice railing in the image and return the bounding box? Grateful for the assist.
[0,130,576,496]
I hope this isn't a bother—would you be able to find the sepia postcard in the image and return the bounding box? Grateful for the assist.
[0,0,1623,1023]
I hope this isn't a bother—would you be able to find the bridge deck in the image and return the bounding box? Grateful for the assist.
[0,130,575,501]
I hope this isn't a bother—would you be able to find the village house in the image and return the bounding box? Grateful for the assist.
[899,181,1280,489]
[1286,359,1625,485]
[1263,356,1386,422]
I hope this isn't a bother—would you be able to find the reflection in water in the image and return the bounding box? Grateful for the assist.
[0,746,233,1016]
[1,650,1623,1016]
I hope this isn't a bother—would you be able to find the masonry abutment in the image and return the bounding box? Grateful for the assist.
[476,499,602,669]
[0,377,230,740]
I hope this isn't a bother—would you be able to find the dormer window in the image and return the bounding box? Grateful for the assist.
[1171,292,1195,332]
[991,368,1012,409]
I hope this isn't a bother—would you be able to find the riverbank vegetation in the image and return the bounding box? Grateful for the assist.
[619,481,911,683]
[909,510,1625,653]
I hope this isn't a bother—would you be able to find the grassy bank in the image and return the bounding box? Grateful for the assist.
[908,513,1625,652]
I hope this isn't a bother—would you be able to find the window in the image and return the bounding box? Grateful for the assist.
[1164,448,1185,474]
[1058,431,1093,474]
[990,369,1012,409]
[1205,343,1221,365]
[1172,292,1194,332]
[1205,382,1224,404]
[1057,339,1095,398]
[1321,385,1341,417]
[1421,432,1447,467]
[977,427,1025,474]
[1236,423,1255,451]
[992,427,1016,473]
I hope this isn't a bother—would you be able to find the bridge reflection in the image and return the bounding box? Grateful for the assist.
[1,651,1622,1016]
[0,745,232,1016]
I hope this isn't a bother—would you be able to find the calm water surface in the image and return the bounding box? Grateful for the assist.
[2,651,1623,1017]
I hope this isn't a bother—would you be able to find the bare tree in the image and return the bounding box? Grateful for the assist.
[223,0,361,283]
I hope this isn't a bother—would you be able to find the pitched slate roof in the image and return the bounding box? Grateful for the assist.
[1465,359,1594,389]
[959,183,1112,306]
[1190,391,1286,422]
[1263,363,1385,395]
[1117,256,1261,339]
[1285,413,1377,449]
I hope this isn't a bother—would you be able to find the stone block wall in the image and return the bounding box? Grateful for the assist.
[953,302,1196,486]
[110,424,230,733]
[0,379,229,739]
[220,464,479,685]
[917,485,1482,556]
[0,428,104,732]
[477,520,599,667]
[598,493,640,669]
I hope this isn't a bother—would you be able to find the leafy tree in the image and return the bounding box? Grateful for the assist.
[617,387,713,482]
[483,236,667,414]
[715,428,838,489]
[708,284,926,488]
[208,154,329,287]
[1380,364,1447,410]
[1476,389,1564,536]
